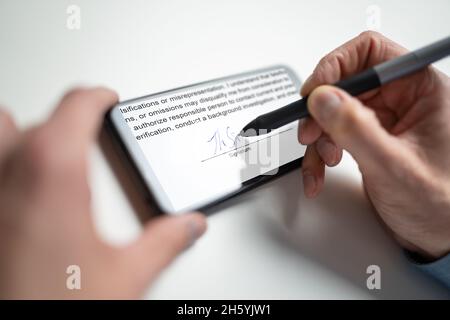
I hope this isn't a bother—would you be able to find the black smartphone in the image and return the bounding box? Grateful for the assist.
[104,65,306,214]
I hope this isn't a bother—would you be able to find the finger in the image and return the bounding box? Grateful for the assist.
[315,134,343,167]
[302,144,325,198]
[301,31,407,97]
[307,85,403,173]
[122,213,207,291]
[47,87,118,153]
[298,117,322,145]
[0,108,19,162]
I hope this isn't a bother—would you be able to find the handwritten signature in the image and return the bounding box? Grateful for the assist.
[207,126,243,155]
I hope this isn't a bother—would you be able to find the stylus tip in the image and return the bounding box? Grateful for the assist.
[239,120,260,137]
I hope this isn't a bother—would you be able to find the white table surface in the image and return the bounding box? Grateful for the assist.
[1,0,450,299]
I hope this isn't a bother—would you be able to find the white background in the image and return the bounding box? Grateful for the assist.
[1,0,450,298]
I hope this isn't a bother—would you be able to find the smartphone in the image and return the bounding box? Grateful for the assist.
[105,65,306,214]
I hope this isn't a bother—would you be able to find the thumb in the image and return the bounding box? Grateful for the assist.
[307,85,401,172]
[121,213,207,293]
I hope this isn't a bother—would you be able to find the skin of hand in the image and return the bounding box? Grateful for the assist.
[0,87,207,299]
[298,31,450,260]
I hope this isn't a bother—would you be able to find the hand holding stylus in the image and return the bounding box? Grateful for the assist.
[299,31,450,260]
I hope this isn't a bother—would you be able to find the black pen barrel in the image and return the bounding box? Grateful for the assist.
[257,68,380,130]
[257,98,309,130]
[334,68,380,96]
[242,35,450,135]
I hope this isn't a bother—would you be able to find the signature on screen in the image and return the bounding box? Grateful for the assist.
[207,126,243,155]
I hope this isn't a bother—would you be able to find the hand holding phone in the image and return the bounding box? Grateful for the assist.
[0,88,206,298]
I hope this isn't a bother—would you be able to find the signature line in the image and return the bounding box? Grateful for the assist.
[200,127,293,163]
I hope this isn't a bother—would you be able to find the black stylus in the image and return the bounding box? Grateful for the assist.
[240,35,450,137]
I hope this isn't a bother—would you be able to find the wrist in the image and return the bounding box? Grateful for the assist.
[411,246,450,263]
[415,183,450,260]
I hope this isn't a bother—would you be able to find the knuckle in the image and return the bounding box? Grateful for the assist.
[59,87,115,115]
[61,87,88,104]
[22,128,56,176]
[358,30,382,41]
[59,87,104,112]
[317,54,335,74]
[92,86,118,100]
[317,55,330,68]
[315,52,345,84]
[0,109,16,130]
[22,127,79,178]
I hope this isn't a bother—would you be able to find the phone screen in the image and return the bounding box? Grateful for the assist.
[108,65,306,213]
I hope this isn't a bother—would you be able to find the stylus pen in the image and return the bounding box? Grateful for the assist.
[240,35,450,137]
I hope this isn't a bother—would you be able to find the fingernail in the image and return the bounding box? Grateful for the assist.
[313,89,341,122]
[298,119,305,144]
[186,216,206,247]
[316,139,337,165]
[302,172,316,197]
